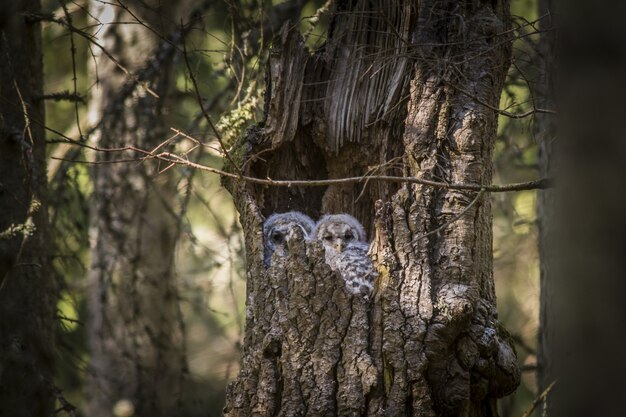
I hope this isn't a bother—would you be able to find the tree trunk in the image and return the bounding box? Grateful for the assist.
[223,1,519,416]
[86,2,191,416]
[0,1,55,416]
[536,0,556,414]
[539,2,626,416]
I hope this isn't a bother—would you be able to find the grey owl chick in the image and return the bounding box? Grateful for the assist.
[314,214,374,295]
[263,211,315,268]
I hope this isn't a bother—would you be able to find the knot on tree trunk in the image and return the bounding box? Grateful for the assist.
[426,298,521,415]
[373,197,520,417]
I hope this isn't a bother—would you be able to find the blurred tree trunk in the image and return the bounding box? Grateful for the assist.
[0,1,55,416]
[539,1,626,416]
[86,2,191,416]
[223,1,520,416]
[536,0,557,414]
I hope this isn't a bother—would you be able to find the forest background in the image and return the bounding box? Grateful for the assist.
[2,0,623,416]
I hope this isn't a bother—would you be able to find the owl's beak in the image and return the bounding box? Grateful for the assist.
[334,241,345,252]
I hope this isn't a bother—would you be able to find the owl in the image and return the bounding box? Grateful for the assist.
[314,214,374,295]
[263,211,315,268]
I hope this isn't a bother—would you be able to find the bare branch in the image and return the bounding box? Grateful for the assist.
[521,380,557,417]
[404,188,486,248]
[449,81,556,119]
[35,91,86,104]
[58,0,83,138]
[51,144,552,193]
[181,23,243,178]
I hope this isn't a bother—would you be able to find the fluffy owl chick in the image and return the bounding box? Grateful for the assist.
[314,214,373,295]
[329,242,375,295]
[263,211,315,268]
[314,214,366,257]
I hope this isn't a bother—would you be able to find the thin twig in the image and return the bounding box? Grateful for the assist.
[403,189,486,249]
[51,146,552,192]
[24,11,159,97]
[180,22,243,178]
[35,91,86,103]
[448,80,556,119]
[521,380,557,417]
[50,383,78,417]
[58,0,83,138]
[28,105,552,194]
[13,82,34,149]
[303,0,333,42]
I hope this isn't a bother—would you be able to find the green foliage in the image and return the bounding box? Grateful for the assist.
[57,292,80,332]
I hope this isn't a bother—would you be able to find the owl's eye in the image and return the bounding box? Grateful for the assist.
[271,233,284,244]
[323,235,333,241]
[344,232,354,240]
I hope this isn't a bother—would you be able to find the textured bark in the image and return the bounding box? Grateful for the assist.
[223,1,519,416]
[86,2,191,416]
[0,1,55,416]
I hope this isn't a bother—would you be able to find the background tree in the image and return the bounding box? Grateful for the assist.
[223,1,522,415]
[536,0,557,414]
[82,1,323,415]
[0,0,56,416]
[537,1,626,416]
[85,1,194,415]
[29,1,322,415]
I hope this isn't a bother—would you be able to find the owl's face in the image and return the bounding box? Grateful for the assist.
[263,212,315,267]
[266,222,307,251]
[318,222,360,253]
[314,215,373,296]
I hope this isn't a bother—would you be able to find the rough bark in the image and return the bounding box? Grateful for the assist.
[0,1,55,416]
[223,1,519,416]
[86,2,191,416]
